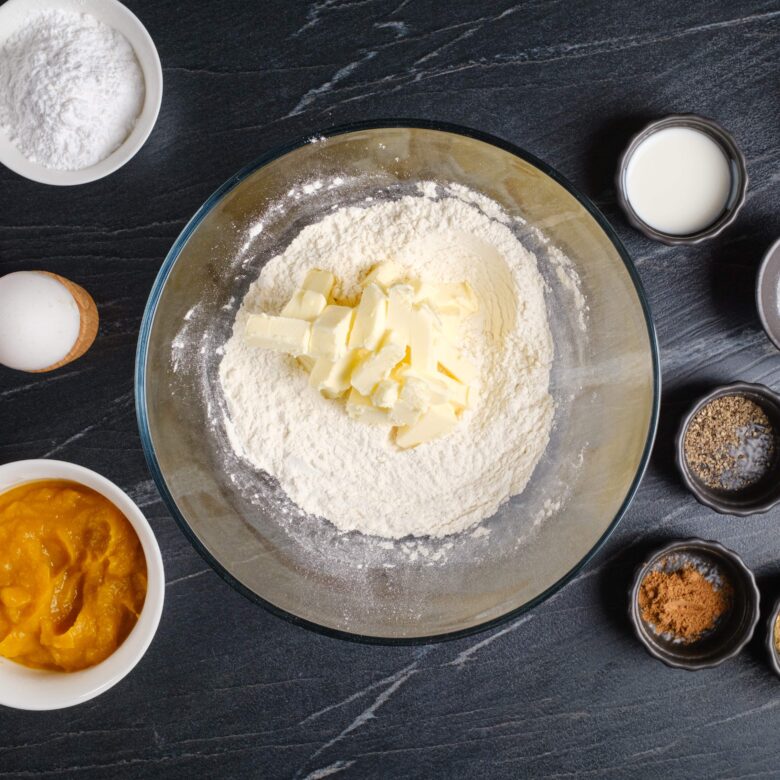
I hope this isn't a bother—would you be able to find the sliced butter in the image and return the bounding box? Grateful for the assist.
[363,261,403,291]
[437,371,469,410]
[309,351,361,399]
[346,388,390,425]
[245,313,310,355]
[302,268,335,300]
[350,330,406,396]
[435,313,463,344]
[414,281,478,317]
[410,306,437,374]
[310,305,355,360]
[387,284,415,346]
[372,379,400,409]
[400,376,431,411]
[437,340,477,385]
[394,366,445,404]
[281,288,327,321]
[246,265,476,447]
[389,400,421,427]
[349,283,387,351]
[396,403,458,449]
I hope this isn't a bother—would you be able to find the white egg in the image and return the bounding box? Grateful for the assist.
[0,272,81,372]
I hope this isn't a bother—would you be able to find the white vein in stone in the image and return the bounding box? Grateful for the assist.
[302,760,356,779]
[285,52,377,117]
[448,613,535,668]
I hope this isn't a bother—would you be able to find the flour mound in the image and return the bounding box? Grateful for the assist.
[219,192,554,539]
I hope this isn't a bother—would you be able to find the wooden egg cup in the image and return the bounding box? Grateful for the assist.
[31,272,99,373]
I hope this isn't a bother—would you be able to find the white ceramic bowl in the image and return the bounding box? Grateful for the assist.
[0,0,162,185]
[0,460,164,710]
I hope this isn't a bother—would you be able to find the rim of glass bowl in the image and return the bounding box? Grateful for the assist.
[135,119,661,645]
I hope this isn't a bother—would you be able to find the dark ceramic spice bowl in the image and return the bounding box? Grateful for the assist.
[629,539,760,670]
[616,114,748,246]
[675,382,780,515]
[756,237,780,351]
[767,596,780,680]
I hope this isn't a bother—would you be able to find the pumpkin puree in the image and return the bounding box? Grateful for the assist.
[0,480,147,672]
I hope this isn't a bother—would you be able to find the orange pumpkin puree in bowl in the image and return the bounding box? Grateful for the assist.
[0,480,147,672]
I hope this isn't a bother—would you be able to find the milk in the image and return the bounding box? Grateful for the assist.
[625,127,732,235]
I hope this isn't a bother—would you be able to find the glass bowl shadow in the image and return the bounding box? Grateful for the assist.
[136,121,659,643]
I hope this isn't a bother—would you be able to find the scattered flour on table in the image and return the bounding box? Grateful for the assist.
[219,191,554,539]
[0,10,144,170]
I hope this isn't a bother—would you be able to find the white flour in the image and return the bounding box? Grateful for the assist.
[0,10,145,170]
[219,192,554,539]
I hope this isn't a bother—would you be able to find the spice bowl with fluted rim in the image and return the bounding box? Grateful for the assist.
[0,459,165,710]
[629,538,760,670]
[615,114,748,246]
[675,382,780,516]
[767,596,780,680]
[756,237,780,351]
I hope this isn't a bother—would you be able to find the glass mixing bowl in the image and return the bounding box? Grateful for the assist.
[136,122,659,642]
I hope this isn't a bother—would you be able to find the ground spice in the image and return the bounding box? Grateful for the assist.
[684,394,776,491]
[638,564,732,642]
[775,614,780,655]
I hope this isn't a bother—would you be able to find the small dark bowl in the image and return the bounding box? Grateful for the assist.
[629,539,760,670]
[756,237,780,351]
[675,382,780,516]
[767,596,780,679]
[616,114,748,245]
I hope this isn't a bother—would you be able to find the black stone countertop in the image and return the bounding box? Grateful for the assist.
[1,1,779,777]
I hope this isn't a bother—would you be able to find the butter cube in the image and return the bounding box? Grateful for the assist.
[414,281,478,317]
[281,289,327,321]
[309,305,355,360]
[346,388,390,425]
[387,284,415,346]
[410,306,437,373]
[349,283,387,350]
[309,351,361,399]
[297,355,316,372]
[396,403,458,449]
[351,330,406,396]
[437,340,477,385]
[372,379,400,409]
[363,261,403,291]
[302,269,336,300]
[245,313,310,355]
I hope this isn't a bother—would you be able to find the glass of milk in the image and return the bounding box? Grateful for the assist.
[617,115,747,245]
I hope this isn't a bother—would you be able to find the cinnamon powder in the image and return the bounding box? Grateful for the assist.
[774,614,780,655]
[638,564,732,642]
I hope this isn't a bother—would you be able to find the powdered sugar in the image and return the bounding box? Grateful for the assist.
[0,10,144,170]
[219,190,554,539]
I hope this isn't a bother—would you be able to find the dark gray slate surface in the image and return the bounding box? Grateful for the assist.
[1,1,779,777]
